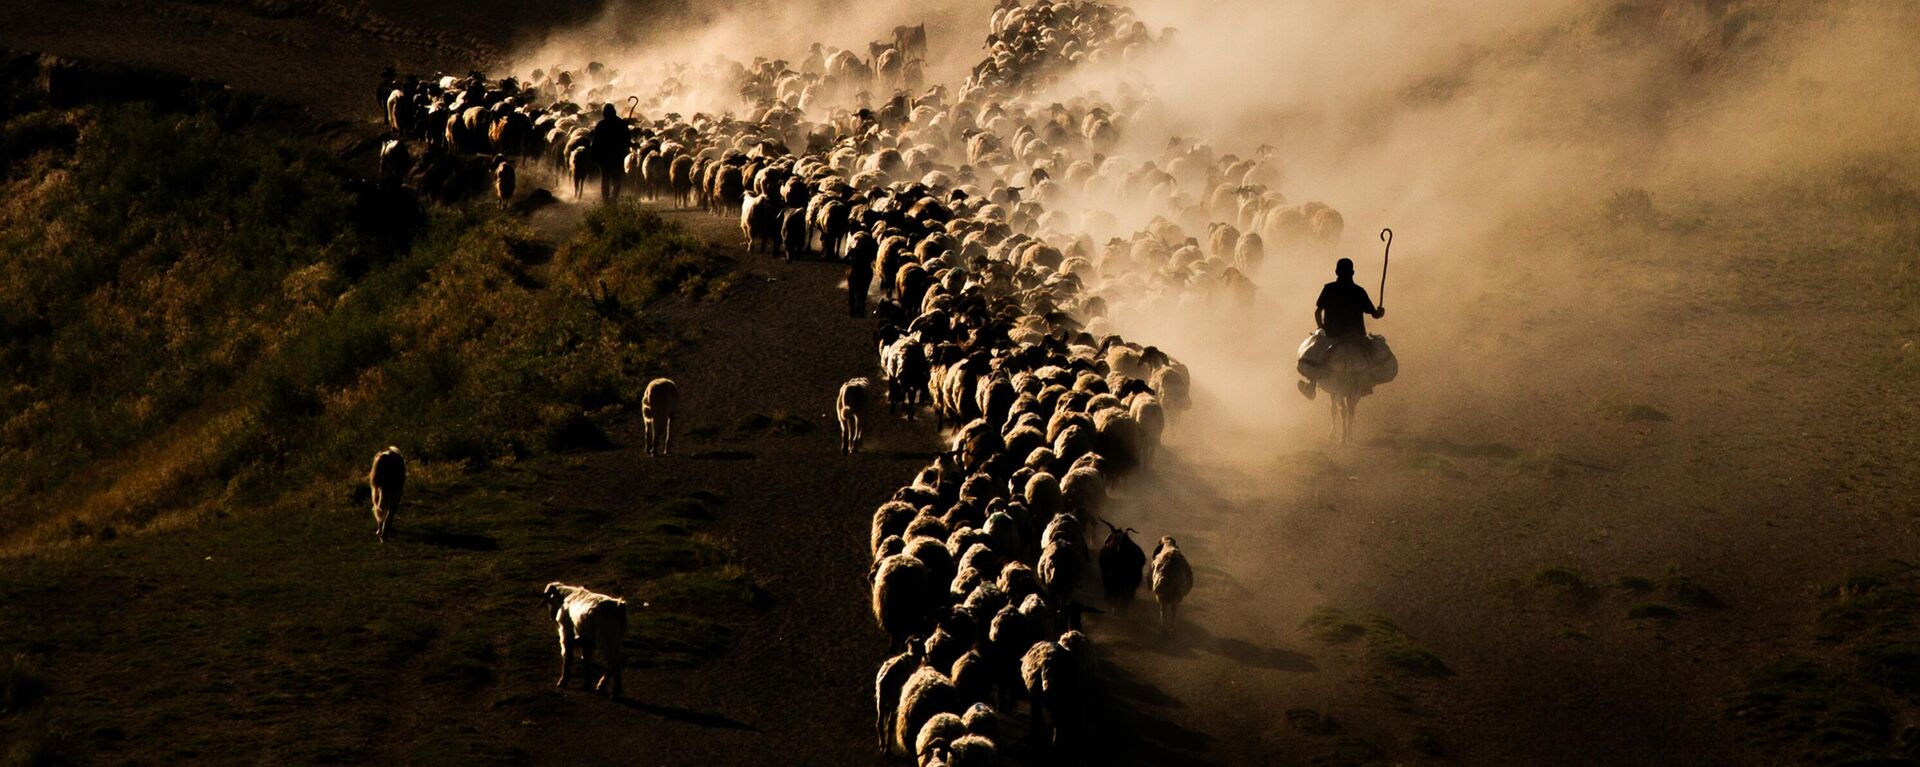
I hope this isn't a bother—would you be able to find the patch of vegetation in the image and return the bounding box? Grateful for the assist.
[1728,658,1912,766]
[1302,607,1451,677]
[1284,708,1340,735]
[1602,187,1661,229]
[1732,562,1920,763]
[1593,391,1671,423]
[1818,561,1917,642]
[1626,603,1679,620]
[1662,568,1725,609]
[1535,566,1601,607]
[1302,607,1367,643]
[732,411,816,436]
[0,90,734,552]
[0,653,48,714]
[1615,575,1657,593]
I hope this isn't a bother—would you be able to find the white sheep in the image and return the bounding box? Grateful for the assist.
[643,377,680,456]
[839,377,873,454]
[568,145,591,200]
[1151,536,1194,636]
[542,582,629,697]
[493,156,515,210]
[367,446,406,542]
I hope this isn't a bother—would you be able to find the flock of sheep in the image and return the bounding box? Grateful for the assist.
[368,0,1353,761]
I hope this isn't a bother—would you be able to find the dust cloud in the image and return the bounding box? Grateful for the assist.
[507,0,1920,632]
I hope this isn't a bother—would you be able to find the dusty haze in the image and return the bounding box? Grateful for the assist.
[507,4,1920,759]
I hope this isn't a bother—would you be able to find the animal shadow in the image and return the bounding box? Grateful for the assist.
[615,698,759,732]
[1091,660,1222,766]
[408,525,499,551]
[691,450,756,461]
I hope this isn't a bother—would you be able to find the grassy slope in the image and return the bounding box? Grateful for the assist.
[0,87,734,552]
[0,82,753,765]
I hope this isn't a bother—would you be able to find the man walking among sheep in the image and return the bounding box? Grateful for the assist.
[589,103,632,203]
[1297,257,1385,400]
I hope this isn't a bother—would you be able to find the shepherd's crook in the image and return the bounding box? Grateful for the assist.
[1378,228,1393,307]
[626,95,640,120]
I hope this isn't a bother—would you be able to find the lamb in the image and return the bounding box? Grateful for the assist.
[1151,536,1194,636]
[367,446,406,542]
[542,582,629,697]
[568,145,591,200]
[492,156,514,210]
[1097,520,1146,615]
[839,377,874,454]
[642,377,680,456]
[378,139,411,187]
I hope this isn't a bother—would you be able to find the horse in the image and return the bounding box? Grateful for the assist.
[1318,340,1377,443]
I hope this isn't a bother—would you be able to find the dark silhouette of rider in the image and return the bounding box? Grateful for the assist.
[1299,258,1384,399]
[589,103,632,202]
[1317,257,1384,337]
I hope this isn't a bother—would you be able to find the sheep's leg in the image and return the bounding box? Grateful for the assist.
[1030,699,1049,748]
[662,417,673,456]
[580,638,599,690]
[604,646,623,698]
[556,627,573,687]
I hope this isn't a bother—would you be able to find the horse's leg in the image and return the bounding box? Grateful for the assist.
[1343,394,1358,444]
[1329,391,1340,439]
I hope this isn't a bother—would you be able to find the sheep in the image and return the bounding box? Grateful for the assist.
[568,145,591,200]
[1038,534,1084,603]
[642,377,680,456]
[947,734,998,767]
[1097,520,1146,616]
[961,702,1001,740]
[896,666,964,756]
[1020,634,1086,748]
[872,500,919,555]
[367,446,406,542]
[917,711,968,765]
[876,645,925,753]
[378,139,411,186]
[542,582,629,697]
[1151,536,1194,636]
[874,553,933,649]
[492,156,515,210]
[839,377,874,454]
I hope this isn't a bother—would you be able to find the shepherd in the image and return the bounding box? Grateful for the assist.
[1297,229,1399,441]
[589,103,632,202]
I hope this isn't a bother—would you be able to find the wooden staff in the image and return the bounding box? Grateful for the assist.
[1378,228,1393,307]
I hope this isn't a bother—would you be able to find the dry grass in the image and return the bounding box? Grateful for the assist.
[0,90,733,554]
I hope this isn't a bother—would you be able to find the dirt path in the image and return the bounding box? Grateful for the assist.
[516,198,928,765]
